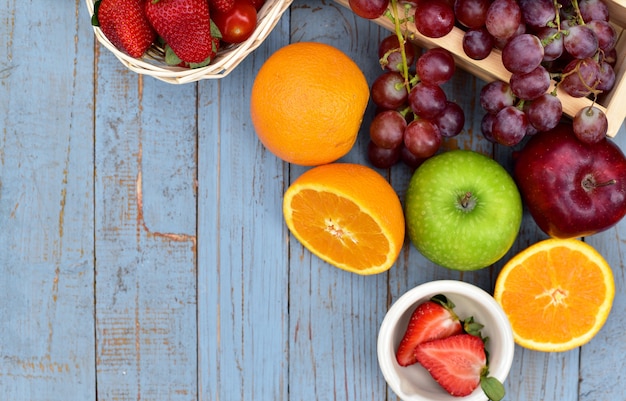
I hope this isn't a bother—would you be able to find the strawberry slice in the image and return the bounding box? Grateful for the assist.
[414,334,486,397]
[395,295,462,366]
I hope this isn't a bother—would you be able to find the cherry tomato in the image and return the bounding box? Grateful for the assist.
[212,0,258,44]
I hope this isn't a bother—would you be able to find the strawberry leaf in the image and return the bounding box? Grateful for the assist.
[165,45,183,66]
[431,294,454,309]
[463,316,485,337]
[480,376,505,401]
[92,0,102,26]
[211,19,222,40]
[189,55,213,69]
[430,294,460,321]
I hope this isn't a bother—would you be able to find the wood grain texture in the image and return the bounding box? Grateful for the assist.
[196,17,291,400]
[93,27,198,401]
[0,1,96,400]
[1,0,626,400]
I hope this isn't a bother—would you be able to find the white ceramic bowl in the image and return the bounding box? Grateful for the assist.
[377,280,514,401]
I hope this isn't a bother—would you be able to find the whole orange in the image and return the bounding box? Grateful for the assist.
[250,42,370,166]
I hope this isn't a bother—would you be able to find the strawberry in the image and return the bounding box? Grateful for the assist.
[395,295,462,367]
[145,0,216,64]
[209,0,235,13]
[414,334,487,397]
[249,0,266,10]
[94,0,156,58]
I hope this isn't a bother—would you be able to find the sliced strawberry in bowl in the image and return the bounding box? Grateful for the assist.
[415,333,505,400]
[377,280,514,401]
[395,295,463,366]
[414,334,486,397]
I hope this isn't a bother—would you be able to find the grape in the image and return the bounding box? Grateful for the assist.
[462,27,494,60]
[370,71,409,110]
[414,0,455,38]
[433,101,465,137]
[587,20,617,52]
[492,106,528,146]
[604,48,617,65]
[368,141,401,169]
[408,82,447,119]
[536,27,564,62]
[485,0,522,40]
[579,0,609,22]
[563,24,599,59]
[509,65,551,101]
[525,121,539,136]
[404,119,442,158]
[525,93,563,131]
[518,0,555,28]
[493,21,527,50]
[502,33,544,74]
[559,57,600,97]
[453,0,490,29]
[597,60,616,92]
[416,47,455,85]
[369,110,407,149]
[479,80,515,114]
[379,34,417,72]
[480,113,497,143]
[572,106,608,144]
[400,145,426,169]
[348,0,390,19]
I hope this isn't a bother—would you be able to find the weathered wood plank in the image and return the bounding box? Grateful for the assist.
[0,1,96,400]
[285,3,391,400]
[93,37,198,400]
[580,122,626,401]
[195,11,291,401]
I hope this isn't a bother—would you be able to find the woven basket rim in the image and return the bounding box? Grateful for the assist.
[86,0,293,84]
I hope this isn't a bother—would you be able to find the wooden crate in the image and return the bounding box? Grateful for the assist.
[334,0,626,137]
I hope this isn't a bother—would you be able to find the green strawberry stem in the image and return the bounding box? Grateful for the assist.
[481,375,506,401]
[463,316,485,337]
[92,0,102,26]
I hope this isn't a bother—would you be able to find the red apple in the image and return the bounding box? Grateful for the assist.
[513,122,626,238]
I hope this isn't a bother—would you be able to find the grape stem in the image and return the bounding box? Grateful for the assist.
[552,0,563,31]
[570,0,586,26]
[387,0,412,94]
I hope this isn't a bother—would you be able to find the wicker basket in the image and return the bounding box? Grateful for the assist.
[86,0,293,84]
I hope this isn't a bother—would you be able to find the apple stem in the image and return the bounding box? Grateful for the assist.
[596,179,617,187]
[458,192,477,212]
[582,175,616,191]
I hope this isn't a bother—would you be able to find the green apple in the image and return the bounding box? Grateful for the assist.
[405,150,522,270]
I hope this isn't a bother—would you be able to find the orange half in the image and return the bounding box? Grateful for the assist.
[282,163,405,275]
[494,238,615,352]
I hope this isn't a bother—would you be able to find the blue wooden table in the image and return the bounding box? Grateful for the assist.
[1,1,625,400]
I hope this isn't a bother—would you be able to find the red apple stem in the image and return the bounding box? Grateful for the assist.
[582,175,616,191]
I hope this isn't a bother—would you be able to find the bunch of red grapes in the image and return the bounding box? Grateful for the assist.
[368,38,465,169]
[471,0,617,146]
[349,0,619,168]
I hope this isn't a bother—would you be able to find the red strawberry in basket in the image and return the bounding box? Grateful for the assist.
[94,0,156,58]
[249,0,266,11]
[209,0,235,13]
[145,0,217,64]
[395,295,462,367]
